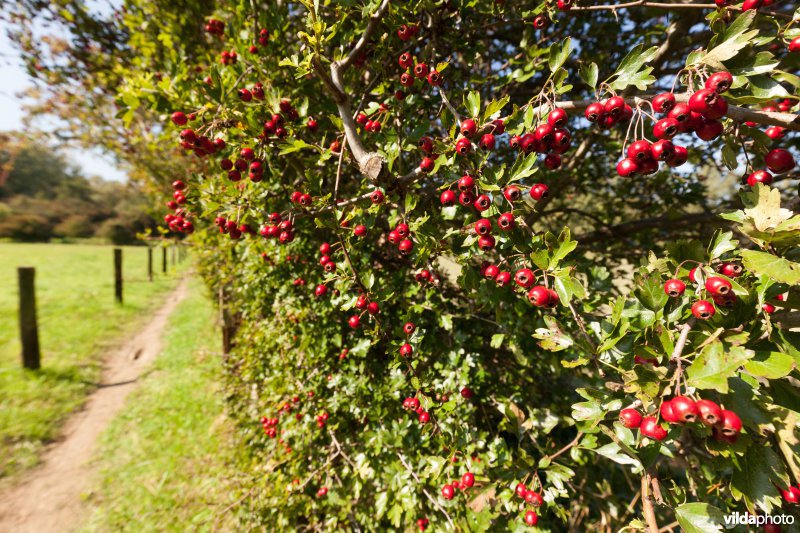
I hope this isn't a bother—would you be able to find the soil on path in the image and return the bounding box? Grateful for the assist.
[0,277,190,533]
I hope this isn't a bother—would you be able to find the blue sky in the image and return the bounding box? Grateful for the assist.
[0,25,127,182]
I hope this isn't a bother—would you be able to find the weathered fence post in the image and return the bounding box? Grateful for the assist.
[18,267,41,370]
[114,248,123,303]
[147,247,153,282]
[162,246,167,274]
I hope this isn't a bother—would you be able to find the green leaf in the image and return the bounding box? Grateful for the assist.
[591,442,642,470]
[609,44,658,91]
[508,152,538,182]
[748,75,791,100]
[634,276,668,311]
[687,343,752,393]
[700,11,758,69]
[533,316,573,352]
[675,503,724,533]
[490,333,504,348]
[740,250,800,285]
[465,91,481,118]
[579,62,598,89]
[483,96,509,120]
[744,351,794,379]
[548,37,572,72]
[708,231,737,260]
[278,139,316,155]
[731,444,788,513]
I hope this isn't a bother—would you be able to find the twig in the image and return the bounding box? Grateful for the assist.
[337,0,391,70]
[545,431,584,462]
[439,88,463,126]
[397,452,456,531]
[642,469,660,533]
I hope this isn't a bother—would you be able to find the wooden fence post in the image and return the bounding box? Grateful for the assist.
[18,267,41,370]
[147,247,153,282]
[114,248,123,303]
[162,246,167,274]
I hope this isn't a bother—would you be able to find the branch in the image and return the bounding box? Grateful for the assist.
[397,452,456,531]
[571,1,791,19]
[337,0,391,70]
[575,211,720,244]
[642,469,660,533]
[482,94,800,136]
[670,319,695,363]
[545,431,584,462]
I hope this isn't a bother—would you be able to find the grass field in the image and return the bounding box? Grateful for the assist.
[0,242,187,481]
[82,280,240,532]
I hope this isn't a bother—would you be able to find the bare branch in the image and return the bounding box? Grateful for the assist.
[397,452,456,530]
[642,469,660,533]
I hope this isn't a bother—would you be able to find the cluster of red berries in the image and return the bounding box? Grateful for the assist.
[219,49,237,65]
[398,321,416,357]
[203,18,224,36]
[318,241,337,274]
[396,23,419,41]
[414,268,438,285]
[348,294,380,330]
[253,28,269,49]
[416,517,429,531]
[315,411,329,429]
[262,99,301,140]
[316,486,328,498]
[261,416,279,438]
[163,179,194,234]
[402,396,430,425]
[356,108,388,134]
[514,482,544,526]
[620,396,742,444]
[451,117,504,157]
[663,262,758,319]
[398,55,443,89]
[259,213,296,244]
[238,82,265,102]
[386,222,415,255]
[480,264,561,309]
[509,108,572,170]
[176,126,225,159]
[213,216,254,240]
[615,73,734,177]
[440,471,476,500]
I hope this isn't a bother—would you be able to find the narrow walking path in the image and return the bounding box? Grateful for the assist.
[0,277,191,533]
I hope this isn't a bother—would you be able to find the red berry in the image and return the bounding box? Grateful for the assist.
[670,395,699,423]
[720,410,742,436]
[527,285,551,307]
[474,194,492,211]
[705,71,733,94]
[653,118,680,139]
[515,483,528,499]
[524,511,538,526]
[461,472,475,488]
[441,484,455,500]
[497,213,515,231]
[440,190,457,206]
[640,416,668,441]
[479,133,495,151]
[404,322,416,335]
[705,276,732,296]
[765,148,795,174]
[460,387,474,399]
[529,183,548,201]
[348,315,361,328]
[515,269,535,288]
[477,235,495,251]
[399,239,414,254]
[460,119,477,137]
[503,186,521,202]
[399,343,413,357]
[790,36,800,53]
[660,400,679,424]
[617,158,639,177]
[652,93,676,114]
[525,490,543,506]
[455,137,472,155]
[604,96,626,118]
[664,279,686,297]
[695,399,723,426]
[585,102,605,123]
[547,108,568,128]
[419,157,435,173]
[692,300,716,320]
[619,408,643,429]
[666,145,688,168]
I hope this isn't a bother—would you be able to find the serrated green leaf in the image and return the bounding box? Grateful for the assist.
[687,343,752,393]
[740,250,800,285]
[483,96,509,120]
[465,91,480,118]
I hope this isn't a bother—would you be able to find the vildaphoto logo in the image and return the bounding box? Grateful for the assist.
[723,512,795,526]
